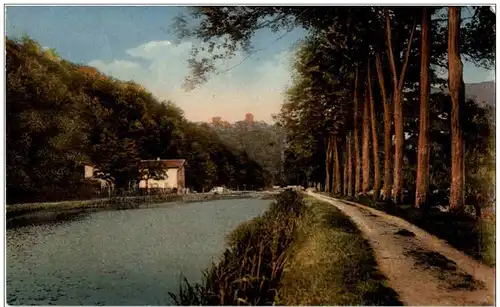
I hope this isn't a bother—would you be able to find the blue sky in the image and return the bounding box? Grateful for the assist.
[6,6,494,123]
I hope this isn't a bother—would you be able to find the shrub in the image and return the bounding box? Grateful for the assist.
[169,189,306,305]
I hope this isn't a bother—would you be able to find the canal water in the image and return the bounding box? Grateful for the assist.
[6,198,271,305]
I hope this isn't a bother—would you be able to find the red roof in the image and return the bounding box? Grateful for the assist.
[140,159,186,168]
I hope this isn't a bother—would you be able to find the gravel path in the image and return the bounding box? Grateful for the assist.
[309,192,495,306]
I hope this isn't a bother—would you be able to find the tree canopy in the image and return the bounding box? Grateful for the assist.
[173,6,495,214]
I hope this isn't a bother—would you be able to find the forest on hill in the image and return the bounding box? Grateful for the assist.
[6,36,269,204]
[210,120,287,186]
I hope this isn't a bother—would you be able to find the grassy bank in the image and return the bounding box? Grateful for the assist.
[6,193,262,220]
[169,191,400,305]
[278,197,401,305]
[6,194,181,218]
[321,192,495,267]
[169,190,305,305]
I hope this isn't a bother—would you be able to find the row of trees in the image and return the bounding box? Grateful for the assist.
[173,6,495,215]
[6,36,269,204]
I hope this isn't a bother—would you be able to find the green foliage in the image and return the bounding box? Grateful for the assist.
[462,6,496,69]
[173,6,495,207]
[274,7,495,213]
[211,120,285,186]
[400,90,495,210]
[7,37,90,203]
[6,36,268,203]
[270,188,306,217]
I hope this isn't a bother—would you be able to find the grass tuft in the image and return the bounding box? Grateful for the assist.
[278,198,402,306]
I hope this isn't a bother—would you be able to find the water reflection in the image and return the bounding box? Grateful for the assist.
[7,198,270,305]
[7,209,93,229]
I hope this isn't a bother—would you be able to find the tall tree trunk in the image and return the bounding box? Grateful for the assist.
[416,7,432,209]
[325,136,332,193]
[353,66,361,197]
[448,6,465,212]
[362,86,371,194]
[331,137,336,195]
[375,53,392,201]
[392,89,405,204]
[385,9,417,204]
[347,132,354,197]
[343,136,349,196]
[333,137,342,195]
[368,60,381,200]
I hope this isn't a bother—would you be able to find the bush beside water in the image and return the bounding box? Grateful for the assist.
[169,189,306,305]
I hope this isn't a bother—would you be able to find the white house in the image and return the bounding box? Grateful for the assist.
[139,159,186,192]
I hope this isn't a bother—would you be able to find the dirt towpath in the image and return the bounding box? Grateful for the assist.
[308,192,495,306]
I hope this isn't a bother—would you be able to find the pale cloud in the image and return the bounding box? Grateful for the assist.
[126,40,178,60]
[87,39,293,123]
[254,51,293,91]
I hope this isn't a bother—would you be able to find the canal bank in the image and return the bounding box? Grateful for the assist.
[170,191,400,305]
[6,192,276,222]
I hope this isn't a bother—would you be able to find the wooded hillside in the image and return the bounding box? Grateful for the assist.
[6,37,269,204]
